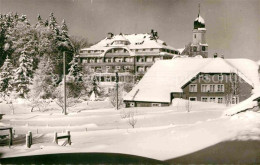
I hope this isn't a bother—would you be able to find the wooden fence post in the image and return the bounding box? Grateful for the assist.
[54,132,58,144]
[26,134,30,148]
[28,131,32,145]
[67,130,71,145]
[9,128,13,146]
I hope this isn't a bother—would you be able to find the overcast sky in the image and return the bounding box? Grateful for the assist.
[0,0,259,61]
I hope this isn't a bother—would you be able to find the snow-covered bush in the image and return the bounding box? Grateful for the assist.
[53,81,82,113]
[109,85,124,109]
[128,110,138,128]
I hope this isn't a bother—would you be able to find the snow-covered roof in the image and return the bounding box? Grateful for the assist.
[195,15,205,24]
[124,58,260,103]
[81,33,178,51]
[177,48,185,54]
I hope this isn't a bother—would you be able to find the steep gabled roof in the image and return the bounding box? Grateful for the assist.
[124,58,260,103]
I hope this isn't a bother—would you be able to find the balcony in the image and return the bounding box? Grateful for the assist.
[105,52,130,56]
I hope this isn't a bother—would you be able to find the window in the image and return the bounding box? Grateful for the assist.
[106,76,111,82]
[203,75,210,81]
[115,58,123,62]
[218,75,224,81]
[115,66,121,70]
[154,57,160,61]
[218,97,223,103]
[217,84,224,92]
[146,57,153,62]
[202,97,208,102]
[152,103,161,107]
[124,66,131,70]
[137,66,144,72]
[189,97,197,101]
[106,58,112,63]
[210,97,216,102]
[106,66,111,70]
[232,96,239,104]
[210,85,215,92]
[202,46,206,51]
[193,46,197,52]
[201,84,208,92]
[130,102,135,107]
[189,84,197,92]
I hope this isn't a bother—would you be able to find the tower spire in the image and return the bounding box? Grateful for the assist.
[198,3,200,16]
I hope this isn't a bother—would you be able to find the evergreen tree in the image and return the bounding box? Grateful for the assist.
[29,55,55,99]
[68,56,82,82]
[35,14,44,29]
[0,55,14,95]
[8,14,37,67]
[13,50,33,97]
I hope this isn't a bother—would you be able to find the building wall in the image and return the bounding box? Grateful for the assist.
[182,73,252,103]
[79,47,176,86]
[192,29,206,45]
[124,101,170,108]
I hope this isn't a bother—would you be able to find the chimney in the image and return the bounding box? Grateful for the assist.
[107,32,114,39]
[213,53,218,58]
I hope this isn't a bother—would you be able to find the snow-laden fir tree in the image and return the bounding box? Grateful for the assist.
[68,56,83,82]
[13,50,33,98]
[58,19,72,51]
[29,55,55,99]
[0,55,14,97]
[7,15,37,67]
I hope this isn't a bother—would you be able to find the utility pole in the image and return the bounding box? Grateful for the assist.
[63,51,67,115]
[116,72,119,110]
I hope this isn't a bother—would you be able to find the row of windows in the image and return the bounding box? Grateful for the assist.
[189,84,225,92]
[80,48,179,54]
[83,57,162,64]
[201,97,224,103]
[189,97,224,103]
[192,46,207,52]
[90,65,150,73]
[91,66,133,71]
[199,75,224,81]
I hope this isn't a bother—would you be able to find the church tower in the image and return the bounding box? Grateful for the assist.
[190,4,208,58]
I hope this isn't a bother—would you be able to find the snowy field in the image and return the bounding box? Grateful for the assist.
[0,99,260,161]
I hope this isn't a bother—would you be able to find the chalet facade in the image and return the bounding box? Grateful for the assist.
[78,30,180,92]
[181,73,252,104]
[124,58,260,107]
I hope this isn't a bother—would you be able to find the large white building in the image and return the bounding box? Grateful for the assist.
[78,30,181,92]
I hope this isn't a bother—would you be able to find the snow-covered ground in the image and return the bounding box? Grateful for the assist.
[0,99,260,161]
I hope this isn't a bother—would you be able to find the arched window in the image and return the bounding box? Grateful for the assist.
[202,46,206,51]
[193,47,197,52]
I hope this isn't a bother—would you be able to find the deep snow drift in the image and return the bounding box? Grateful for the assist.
[1,99,260,161]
